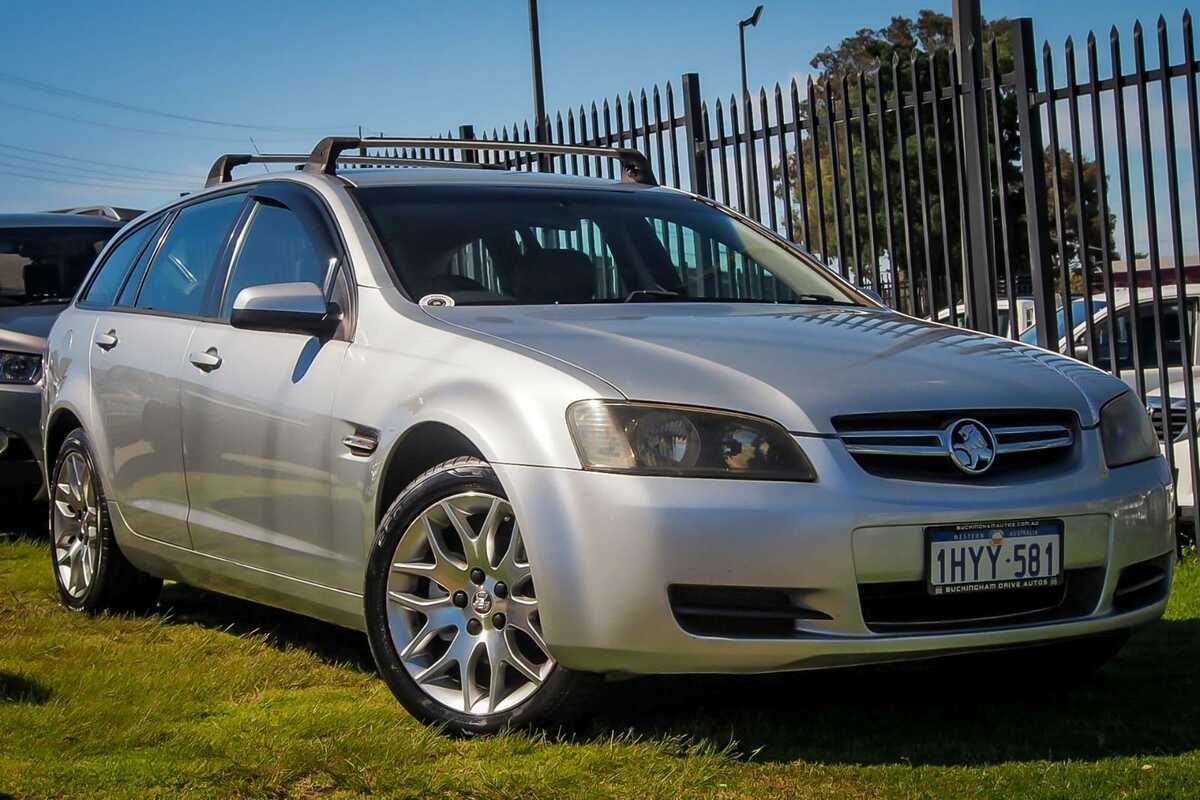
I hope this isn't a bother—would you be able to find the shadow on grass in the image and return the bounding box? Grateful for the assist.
[0,672,52,705]
[156,582,376,673]
[0,502,47,539]
[148,577,1200,766]
[561,617,1200,766]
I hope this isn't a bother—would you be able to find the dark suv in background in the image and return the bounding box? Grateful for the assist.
[1,212,124,501]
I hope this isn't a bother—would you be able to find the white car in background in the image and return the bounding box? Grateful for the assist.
[1021,286,1200,393]
[934,297,1032,339]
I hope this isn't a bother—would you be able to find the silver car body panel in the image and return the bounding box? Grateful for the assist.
[42,168,1175,675]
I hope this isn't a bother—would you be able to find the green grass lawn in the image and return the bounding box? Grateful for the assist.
[2,518,1199,800]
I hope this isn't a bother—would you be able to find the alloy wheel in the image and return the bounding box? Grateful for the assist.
[385,492,554,715]
[52,451,101,599]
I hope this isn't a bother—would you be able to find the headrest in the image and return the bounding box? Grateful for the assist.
[23,263,60,298]
[511,248,596,304]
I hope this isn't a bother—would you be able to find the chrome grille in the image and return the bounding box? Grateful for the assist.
[833,410,1076,481]
[841,423,1072,458]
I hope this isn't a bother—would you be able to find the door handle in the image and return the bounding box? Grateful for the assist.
[94,330,118,351]
[188,347,222,372]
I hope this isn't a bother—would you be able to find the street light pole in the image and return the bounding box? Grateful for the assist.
[528,0,549,170]
[738,5,764,218]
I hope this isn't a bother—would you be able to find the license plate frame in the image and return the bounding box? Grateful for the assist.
[924,519,1064,596]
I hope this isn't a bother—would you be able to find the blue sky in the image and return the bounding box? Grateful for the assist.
[0,0,1194,216]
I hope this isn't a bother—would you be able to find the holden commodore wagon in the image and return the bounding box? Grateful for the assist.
[41,137,1175,734]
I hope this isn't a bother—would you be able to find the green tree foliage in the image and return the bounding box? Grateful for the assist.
[773,11,1115,314]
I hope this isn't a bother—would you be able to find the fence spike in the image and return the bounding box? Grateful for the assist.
[1087,30,1097,48]
[652,84,660,102]
[1134,19,1143,40]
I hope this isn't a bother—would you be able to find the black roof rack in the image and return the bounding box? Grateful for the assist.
[205,152,504,187]
[305,137,658,187]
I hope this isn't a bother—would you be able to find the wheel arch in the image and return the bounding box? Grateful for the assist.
[374,420,485,526]
[44,406,84,478]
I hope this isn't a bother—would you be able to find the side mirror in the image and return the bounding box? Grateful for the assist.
[230,281,338,338]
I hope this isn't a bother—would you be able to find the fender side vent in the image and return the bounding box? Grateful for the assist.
[342,428,379,456]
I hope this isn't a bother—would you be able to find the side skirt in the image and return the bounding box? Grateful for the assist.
[108,501,366,632]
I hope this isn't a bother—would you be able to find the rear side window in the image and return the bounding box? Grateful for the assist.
[82,221,158,306]
[135,194,244,316]
[220,202,326,317]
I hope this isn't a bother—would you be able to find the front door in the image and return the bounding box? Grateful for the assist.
[179,194,354,589]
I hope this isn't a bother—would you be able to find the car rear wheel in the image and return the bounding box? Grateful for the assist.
[49,428,162,613]
[364,457,591,734]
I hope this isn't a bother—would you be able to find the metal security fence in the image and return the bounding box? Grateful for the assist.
[372,9,1200,532]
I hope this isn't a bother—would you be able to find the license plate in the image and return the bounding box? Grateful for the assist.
[926,519,1063,596]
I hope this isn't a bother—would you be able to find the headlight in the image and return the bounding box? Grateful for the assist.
[0,351,42,385]
[1101,391,1159,468]
[566,400,816,480]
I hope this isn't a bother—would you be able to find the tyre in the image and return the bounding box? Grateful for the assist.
[364,457,591,734]
[49,428,162,613]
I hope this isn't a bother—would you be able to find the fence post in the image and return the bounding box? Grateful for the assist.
[953,0,997,334]
[1011,18,1058,349]
[681,73,712,197]
[458,125,477,163]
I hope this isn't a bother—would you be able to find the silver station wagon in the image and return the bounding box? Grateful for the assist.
[42,138,1175,734]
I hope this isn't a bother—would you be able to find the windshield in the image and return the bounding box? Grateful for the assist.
[0,226,116,306]
[354,185,861,306]
[1020,298,1106,344]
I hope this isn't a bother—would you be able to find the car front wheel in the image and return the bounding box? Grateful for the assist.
[364,457,591,734]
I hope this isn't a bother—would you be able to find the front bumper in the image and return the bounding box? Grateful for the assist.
[494,433,1174,675]
[0,383,45,501]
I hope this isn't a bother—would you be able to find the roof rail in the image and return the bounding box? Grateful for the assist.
[304,137,658,186]
[48,205,143,221]
[205,152,503,187]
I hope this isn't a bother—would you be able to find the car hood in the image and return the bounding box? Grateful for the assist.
[0,303,63,353]
[424,303,1130,433]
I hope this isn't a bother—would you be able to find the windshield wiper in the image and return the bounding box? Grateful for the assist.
[624,289,683,302]
[793,294,860,306]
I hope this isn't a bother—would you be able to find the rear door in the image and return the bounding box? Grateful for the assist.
[90,193,246,547]
[179,184,354,589]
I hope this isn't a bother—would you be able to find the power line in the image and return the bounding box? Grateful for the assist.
[0,151,196,186]
[0,167,185,193]
[0,70,347,133]
[0,154,185,190]
[0,142,203,179]
[0,98,322,144]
